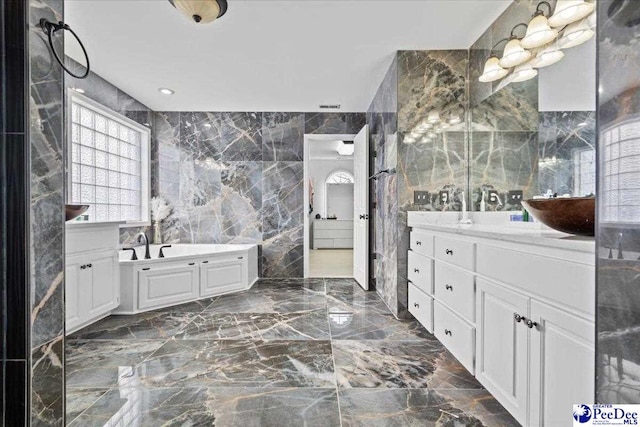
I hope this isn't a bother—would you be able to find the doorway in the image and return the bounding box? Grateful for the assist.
[303,134,356,278]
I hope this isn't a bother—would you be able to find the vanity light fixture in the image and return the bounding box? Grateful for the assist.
[336,140,354,156]
[499,23,532,68]
[530,41,565,68]
[168,0,228,24]
[158,88,175,95]
[510,62,538,82]
[558,18,595,48]
[548,0,595,28]
[404,135,417,144]
[479,56,510,83]
[448,115,462,125]
[521,2,558,49]
[427,111,441,124]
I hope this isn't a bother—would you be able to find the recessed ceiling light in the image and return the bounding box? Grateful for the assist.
[71,87,85,94]
[158,88,175,95]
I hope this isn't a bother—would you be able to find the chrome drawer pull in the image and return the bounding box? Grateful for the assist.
[445,249,453,255]
[444,329,452,336]
[445,284,453,291]
[514,313,524,323]
[414,302,420,308]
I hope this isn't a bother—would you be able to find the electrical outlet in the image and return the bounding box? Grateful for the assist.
[488,190,501,204]
[414,191,429,205]
[508,190,524,205]
[439,191,449,204]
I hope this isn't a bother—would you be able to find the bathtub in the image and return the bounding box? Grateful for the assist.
[115,244,259,314]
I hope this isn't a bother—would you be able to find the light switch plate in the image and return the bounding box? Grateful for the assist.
[414,191,429,205]
[508,190,524,205]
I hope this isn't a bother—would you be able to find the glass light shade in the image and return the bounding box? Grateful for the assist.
[548,0,595,28]
[427,111,441,124]
[531,42,565,68]
[495,73,514,91]
[499,38,532,68]
[449,115,462,125]
[558,19,594,48]
[479,56,509,82]
[170,0,225,24]
[521,14,559,49]
[404,135,417,144]
[511,62,538,83]
[416,122,432,131]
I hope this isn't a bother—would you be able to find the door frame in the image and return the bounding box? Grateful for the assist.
[303,133,357,278]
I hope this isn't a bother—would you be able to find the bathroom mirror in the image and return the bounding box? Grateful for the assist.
[469,0,596,211]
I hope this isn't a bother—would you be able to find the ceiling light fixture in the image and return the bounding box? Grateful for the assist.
[548,0,595,28]
[168,0,228,24]
[558,18,595,48]
[336,140,354,156]
[158,88,175,95]
[521,2,558,49]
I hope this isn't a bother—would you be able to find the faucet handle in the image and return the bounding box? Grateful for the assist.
[121,247,138,261]
[159,245,172,258]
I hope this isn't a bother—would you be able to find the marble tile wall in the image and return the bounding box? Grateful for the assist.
[596,0,640,405]
[154,112,365,278]
[29,0,66,424]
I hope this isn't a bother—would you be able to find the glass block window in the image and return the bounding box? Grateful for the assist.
[573,148,595,197]
[326,171,354,184]
[601,118,640,223]
[68,94,150,224]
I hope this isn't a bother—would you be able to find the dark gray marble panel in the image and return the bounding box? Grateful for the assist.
[31,336,64,426]
[175,310,330,341]
[262,112,304,161]
[215,112,263,161]
[261,243,304,278]
[68,387,340,427]
[262,161,304,244]
[136,339,335,388]
[180,111,221,162]
[219,161,263,243]
[304,112,365,134]
[339,388,519,427]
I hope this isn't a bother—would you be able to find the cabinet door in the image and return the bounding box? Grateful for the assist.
[200,258,246,297]
[87,250,120,318]
[476,278,529,425]
[65,254,85,332]
[529,300,594,427]
[138,264,199,310]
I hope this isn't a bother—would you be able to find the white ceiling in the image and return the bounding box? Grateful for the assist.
[65,0,511,112]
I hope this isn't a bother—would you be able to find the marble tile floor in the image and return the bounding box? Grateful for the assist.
[65,278,519,426]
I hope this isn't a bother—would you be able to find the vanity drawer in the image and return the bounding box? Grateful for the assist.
[434,301,475,374]
[435,236,475,271]
[434,262,475,322]
[409,283,433,333]
[408,250,433,295]
[410,230,434,258]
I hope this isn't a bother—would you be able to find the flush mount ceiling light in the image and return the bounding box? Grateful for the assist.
[158,88,175,95]
[548,0,595,28]
[521,2,558,49]
[479,56,510,82]
[530,41,565,68]
[510,62,538,82]
[168,0,228,24]
[558,18,595,48]
[336,140,354,156]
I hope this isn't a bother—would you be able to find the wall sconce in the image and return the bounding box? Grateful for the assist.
[510,62,538,82]
[499,30,532,68]
[479,56,510,82]
[531,40,565,68]
[548,0,595,28]
[558,18,595,48]
[521,2,558,49]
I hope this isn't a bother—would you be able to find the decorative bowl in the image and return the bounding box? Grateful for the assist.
[65,204,89,221]
[522,197,595,236]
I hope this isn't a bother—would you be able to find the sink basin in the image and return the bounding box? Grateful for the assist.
[522,197,595,236]
[65,204,89,221]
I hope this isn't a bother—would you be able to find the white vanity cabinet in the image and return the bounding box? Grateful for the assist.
[407,212,595,427]
[65,223,121,335]
[137,263,199,310]
[200,255,248,297]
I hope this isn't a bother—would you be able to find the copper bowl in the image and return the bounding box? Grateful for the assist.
[65,204,89,221]
[522,197,595,236]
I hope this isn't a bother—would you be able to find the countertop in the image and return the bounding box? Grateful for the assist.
[408,211,595,254]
